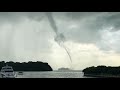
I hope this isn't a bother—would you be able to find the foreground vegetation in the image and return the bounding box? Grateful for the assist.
[0,61,53,71]
[83,66,120,77]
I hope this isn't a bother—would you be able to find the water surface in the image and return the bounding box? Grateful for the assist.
[16,71,91,78]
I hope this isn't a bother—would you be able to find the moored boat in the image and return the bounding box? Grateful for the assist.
[0,65,17,78]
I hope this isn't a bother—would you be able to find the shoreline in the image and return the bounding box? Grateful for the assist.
[84,74,120,78]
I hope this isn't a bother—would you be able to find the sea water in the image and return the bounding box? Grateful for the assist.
[16,71,90,78]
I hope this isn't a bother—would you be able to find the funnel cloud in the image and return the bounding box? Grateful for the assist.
[46,12,72,62]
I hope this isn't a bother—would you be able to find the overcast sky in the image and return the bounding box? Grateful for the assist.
[0,12,120,70]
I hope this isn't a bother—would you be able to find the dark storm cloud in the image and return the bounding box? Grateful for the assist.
[0,12,120,45]
[65,12,120,31]
[52,12,120,52]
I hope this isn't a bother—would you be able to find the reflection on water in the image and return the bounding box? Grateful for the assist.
[16,71,90,78]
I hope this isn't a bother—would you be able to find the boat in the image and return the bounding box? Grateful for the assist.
[0,65,17,78]
[18,71,23,75]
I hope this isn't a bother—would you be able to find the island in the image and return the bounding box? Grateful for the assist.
[82,66,120,78]
[0,61,53,71]
[58,68,71,71]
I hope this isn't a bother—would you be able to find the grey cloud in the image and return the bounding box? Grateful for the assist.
[0,12,45,24]
[52,12,105,43]
[1,12,120,50]
[66,12,102,20]
[50,12,120,53]
[0,13,53,61]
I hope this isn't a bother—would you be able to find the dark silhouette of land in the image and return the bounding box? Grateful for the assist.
[58,68,71,71]
[0,61,53,71]
[83,66,120,77]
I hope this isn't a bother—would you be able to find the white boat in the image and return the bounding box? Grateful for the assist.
[0,65,17,78]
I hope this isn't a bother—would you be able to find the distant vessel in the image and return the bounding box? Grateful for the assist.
[0,65,16,78]
[58,68,71,71]
[18,71,23,75]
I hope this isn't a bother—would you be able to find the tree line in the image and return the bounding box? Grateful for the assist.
[0,61,53,71]
[83,66,120,75]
